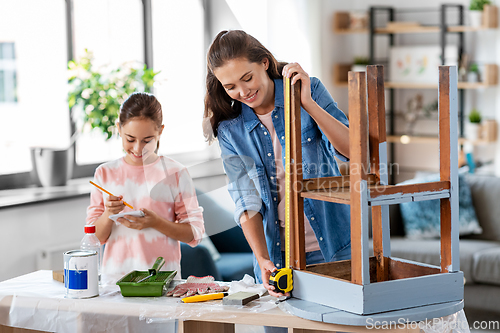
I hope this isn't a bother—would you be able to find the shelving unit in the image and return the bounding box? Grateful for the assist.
[332,11,369,34]
[332,4,498,183]
[376,25,496,34]
[334,77,498,89]
[333,5,498,34]
[387,134,493,146]
[373,4,496,182]
[386,79,497,89]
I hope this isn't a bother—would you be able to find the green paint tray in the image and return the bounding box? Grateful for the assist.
[116,257,176,296]
[116,270,176,296]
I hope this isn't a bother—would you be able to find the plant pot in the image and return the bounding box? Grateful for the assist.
[467,72,479,83]
[469,10,483,27]
[30,146,74,187]
[351,64,367,72]
[466,122,482,142]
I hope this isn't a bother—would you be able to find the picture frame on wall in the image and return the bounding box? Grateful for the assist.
[389,45,458,82]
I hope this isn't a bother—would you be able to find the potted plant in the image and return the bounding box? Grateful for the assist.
[351,56,370,72]
[68,49,159,139]
[468,62,482,82]
[469,0,491,27]
[467,108,482,141]
[31,50,159,187]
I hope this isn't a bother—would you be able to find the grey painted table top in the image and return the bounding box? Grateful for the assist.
[284,297,464,326]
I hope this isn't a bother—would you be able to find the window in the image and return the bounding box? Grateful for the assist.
[74,0,210,165]
[0,1,68,177]
[152,0,208,156]
[72,0,145,165]
[0,0,210,189]
[0,43,17,103]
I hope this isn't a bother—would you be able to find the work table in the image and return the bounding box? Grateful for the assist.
[0,271,422,333]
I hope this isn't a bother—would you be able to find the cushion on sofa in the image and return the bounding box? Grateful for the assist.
[196,188,237,237]
[463,283,500,311]
[398,173,482,239]
[385,237,500,284]
[194,188,254,281]
[472,247,500,286]
[210,226,252,253]
[465,174,500,242]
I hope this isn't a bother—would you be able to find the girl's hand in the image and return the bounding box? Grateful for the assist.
[260,259,290,298]
[282,62,314,110]
[117,208,160,230]
[104,195,125,215]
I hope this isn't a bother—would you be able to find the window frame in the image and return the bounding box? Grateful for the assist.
[0,0,153,190]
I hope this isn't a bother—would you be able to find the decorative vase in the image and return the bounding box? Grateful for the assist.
[351,64,367,72]
[30,146,74,187]
[469,10,483,27]
[466,122,481,141]
[349,11,369,30]
[467,72,479,83]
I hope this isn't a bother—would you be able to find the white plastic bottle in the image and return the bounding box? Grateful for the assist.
[81,225,102,283]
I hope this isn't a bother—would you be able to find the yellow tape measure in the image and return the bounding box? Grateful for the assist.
[269,268,293,294]
[269,76,293,294]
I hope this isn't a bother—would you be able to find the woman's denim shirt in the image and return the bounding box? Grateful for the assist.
[217,77,351,277]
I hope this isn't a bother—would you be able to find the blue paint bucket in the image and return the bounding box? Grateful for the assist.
[64,250,99,298]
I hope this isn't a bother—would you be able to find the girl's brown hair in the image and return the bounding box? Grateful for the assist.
[119,92,163,150]
[203,30,286,143]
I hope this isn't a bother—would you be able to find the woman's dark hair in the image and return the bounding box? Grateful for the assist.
[203,30,286,143]
[119,92,163,150]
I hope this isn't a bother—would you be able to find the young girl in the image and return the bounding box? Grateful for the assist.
[86,92,204,278]
[204,30,351,297]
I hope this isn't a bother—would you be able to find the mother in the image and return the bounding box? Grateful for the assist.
[203,30,351,297]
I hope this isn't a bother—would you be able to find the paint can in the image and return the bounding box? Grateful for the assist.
[64,250,99,298]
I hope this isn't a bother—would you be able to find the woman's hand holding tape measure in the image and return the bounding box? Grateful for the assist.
[260,259,291,297]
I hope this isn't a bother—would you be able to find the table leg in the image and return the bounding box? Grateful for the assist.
[179,320,235,333]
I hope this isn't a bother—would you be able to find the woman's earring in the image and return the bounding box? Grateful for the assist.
[231,100,235,108]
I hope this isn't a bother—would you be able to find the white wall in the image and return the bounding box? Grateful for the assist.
[319,0,500,180]
[207,0,242,39]
[0,0,70,175]
[207,0,323,77]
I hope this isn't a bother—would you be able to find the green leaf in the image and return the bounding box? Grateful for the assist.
[469,108,482,123]
[67,49,159,140]
[469,0,491,10]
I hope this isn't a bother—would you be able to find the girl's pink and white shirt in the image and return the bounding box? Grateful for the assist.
[86,156,204,278]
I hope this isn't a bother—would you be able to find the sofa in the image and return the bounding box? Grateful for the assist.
[384,172,500,315]
[180,188,254,282]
